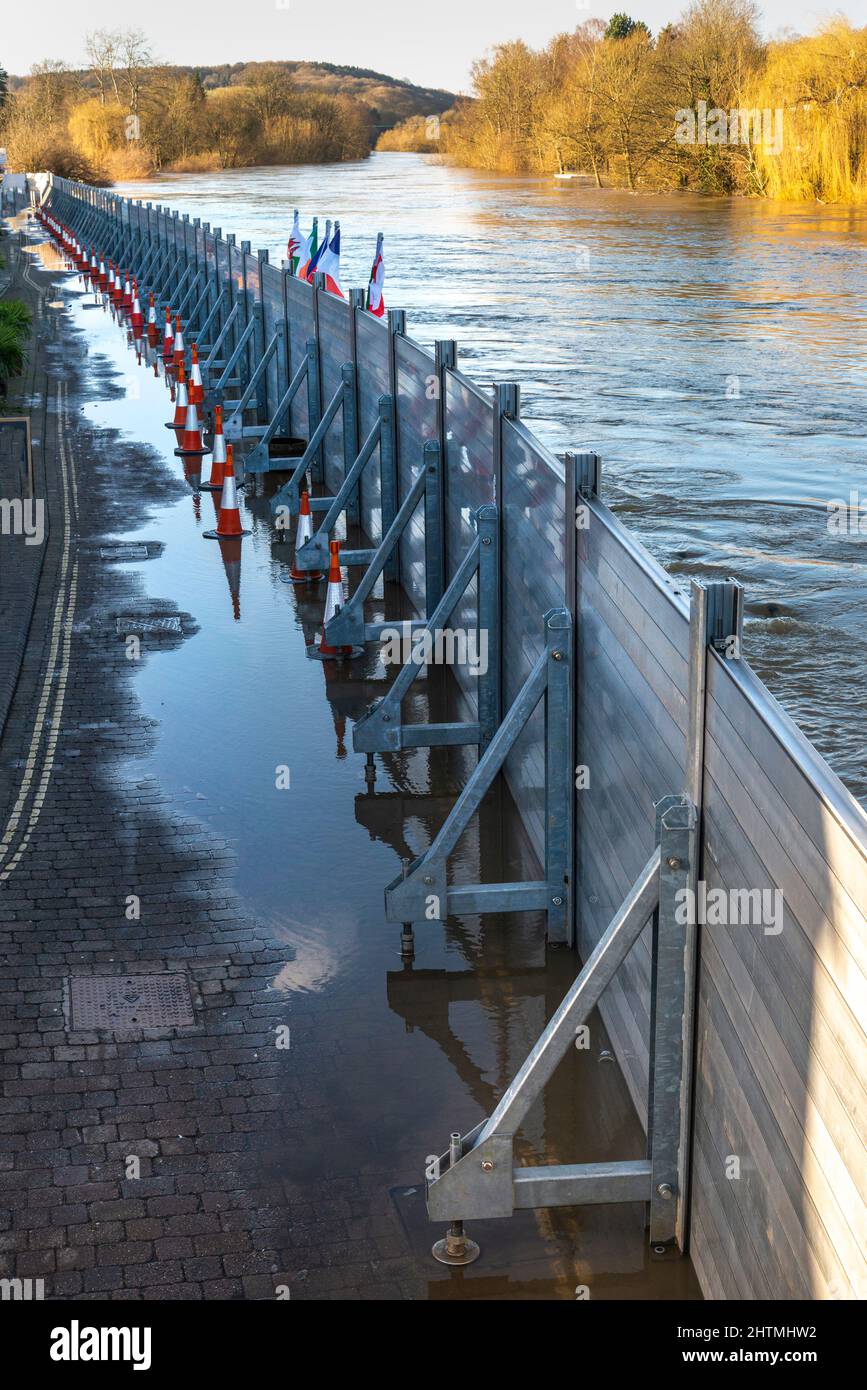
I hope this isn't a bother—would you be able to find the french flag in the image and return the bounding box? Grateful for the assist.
[367,233,385,318]
[317,222,344,297]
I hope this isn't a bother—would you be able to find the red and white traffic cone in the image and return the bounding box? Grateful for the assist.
[201,405,227,491]
[146,293,158,346]
[203,445,250,539]
[122,269,133,312]
[188,343,204,405]
[174,400,211,459]
[172,316,185,371]
[131,282,144,338]
[167,364,188,432]
[162,308,175,366]
[310,542,356,659]
[112,263,124,306]
[97,255,107,291]
[288,491,323,583]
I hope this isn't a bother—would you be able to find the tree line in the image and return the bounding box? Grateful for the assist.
[0,33,375,181]
[380,3,867,204]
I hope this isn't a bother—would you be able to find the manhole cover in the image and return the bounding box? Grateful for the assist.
[101,544,150,561]
[68,973,195,1030]
[115,615,182,636]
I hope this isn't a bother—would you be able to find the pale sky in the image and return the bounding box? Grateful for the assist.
[1,0,860,94]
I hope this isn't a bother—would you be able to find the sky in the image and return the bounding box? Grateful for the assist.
[1,0,861,94]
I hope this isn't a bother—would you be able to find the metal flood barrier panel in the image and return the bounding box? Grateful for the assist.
[46,175,867,1300]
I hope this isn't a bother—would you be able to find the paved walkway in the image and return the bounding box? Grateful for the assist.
[0,227,418,1300]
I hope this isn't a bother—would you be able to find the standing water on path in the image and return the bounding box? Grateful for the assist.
[63,274,699,1299]
[117,153,867,801]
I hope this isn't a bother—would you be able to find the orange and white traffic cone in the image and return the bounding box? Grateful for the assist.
[162,308,175,365]
[97,255,107,291]
[167,364,188,432]
[174,400,211,459]
[122,269,133,312]
[172,316,185,371]
[201,405,227,491]
[203,445,250,539]
[146,293,158,346]
[112,263,124,306]
[310,542,356,659]
[288,491,323,583]
[188,343,204,405]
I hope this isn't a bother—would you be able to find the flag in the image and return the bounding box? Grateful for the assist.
[286,209,308,276]
[304,219,331,283]
[367,233,385,318]
[318,221,344,297]
[297,216,319,279]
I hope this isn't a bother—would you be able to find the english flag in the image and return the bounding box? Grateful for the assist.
[317,222,344,297]
[367,233,385,318]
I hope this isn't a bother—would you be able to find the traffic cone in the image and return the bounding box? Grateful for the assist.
[162,309,175,365]
[167,364,188,432]
[288,491,323,583]
[112,263,124,306]
[146,293,158,346]
[174,400,210,459]
[311,542,355,658]
[123,269,133,312]
[97,255,107,291]
[188,343,204,405]
[172,316,185,371]
[131,282,144,337]
[203,446,250,539]
[201,406,227,491]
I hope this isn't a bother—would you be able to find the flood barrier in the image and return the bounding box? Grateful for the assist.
[43,176,867,1299]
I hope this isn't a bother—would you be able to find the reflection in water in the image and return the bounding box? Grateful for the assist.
[117,156,867,800]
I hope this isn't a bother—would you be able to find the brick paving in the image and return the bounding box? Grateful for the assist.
[0,226,423,1301]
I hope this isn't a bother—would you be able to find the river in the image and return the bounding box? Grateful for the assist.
[115,152,867,802]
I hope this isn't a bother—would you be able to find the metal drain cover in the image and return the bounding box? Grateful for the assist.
[69,973,195,1030]
[101,544,150,561]
[115,615,182,636]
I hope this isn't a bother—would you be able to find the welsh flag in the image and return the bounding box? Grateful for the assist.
[296,216,319,279]
[286,209,309,276]
[367,233,385,318]
[317,222,344,297]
